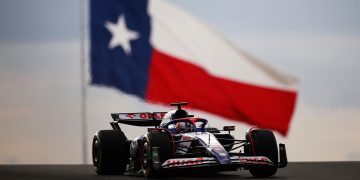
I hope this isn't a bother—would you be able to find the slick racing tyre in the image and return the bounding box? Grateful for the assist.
[92,130,129,175]
[246,129,278,177]
[142,132,172,178]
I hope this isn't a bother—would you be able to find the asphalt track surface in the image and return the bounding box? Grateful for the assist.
[1,162,359,180]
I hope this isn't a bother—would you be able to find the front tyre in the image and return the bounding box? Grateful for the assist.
[246,129,278,177]
[142,132,172,178]
[92,130,129,175]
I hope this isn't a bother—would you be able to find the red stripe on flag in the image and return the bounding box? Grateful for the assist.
[146,49,297,135]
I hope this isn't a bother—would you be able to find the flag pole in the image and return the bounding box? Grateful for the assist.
[79,0,88,164]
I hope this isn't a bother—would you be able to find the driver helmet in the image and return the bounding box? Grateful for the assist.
[175,122,185,133]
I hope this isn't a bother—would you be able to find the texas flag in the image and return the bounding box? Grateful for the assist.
[90,0,298,135]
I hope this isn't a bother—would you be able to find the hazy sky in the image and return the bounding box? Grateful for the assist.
[0,0,360,164]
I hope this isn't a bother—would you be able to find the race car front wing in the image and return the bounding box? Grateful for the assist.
[161,156,273,169]
[154,143,287,170]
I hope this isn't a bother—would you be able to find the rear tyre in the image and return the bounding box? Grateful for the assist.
[142,132,172,178]
[92,130,129,175]
[246,129,278,177]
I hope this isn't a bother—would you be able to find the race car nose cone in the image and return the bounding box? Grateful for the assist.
[211,148,231,164]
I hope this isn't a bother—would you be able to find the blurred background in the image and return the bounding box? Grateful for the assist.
[0,0,360,164]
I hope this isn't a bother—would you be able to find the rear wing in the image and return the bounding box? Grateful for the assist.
[111,112,167,127]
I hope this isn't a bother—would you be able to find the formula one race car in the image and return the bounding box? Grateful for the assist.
[92,102,287,178]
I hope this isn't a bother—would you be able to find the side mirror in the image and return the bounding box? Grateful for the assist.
[223,126,235,131]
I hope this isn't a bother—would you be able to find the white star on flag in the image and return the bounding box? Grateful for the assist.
[105,15,139,55]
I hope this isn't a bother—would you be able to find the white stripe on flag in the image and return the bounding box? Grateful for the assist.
[149,0,298,91]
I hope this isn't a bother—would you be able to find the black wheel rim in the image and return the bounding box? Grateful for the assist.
[142,142,149,170]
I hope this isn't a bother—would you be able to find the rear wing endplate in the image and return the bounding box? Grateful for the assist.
[111,112,167,127]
